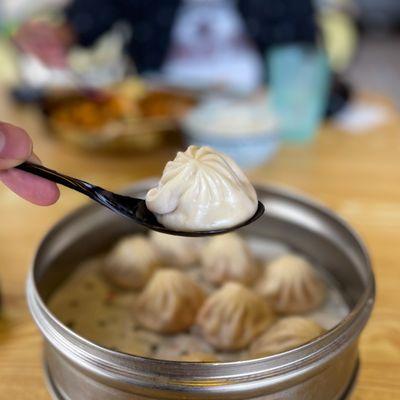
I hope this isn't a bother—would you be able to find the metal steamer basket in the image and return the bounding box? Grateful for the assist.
[27,181,375,400]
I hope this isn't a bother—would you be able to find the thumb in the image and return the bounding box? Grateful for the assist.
[0,122,33,170]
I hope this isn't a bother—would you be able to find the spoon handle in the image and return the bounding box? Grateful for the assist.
[16,162,99,199]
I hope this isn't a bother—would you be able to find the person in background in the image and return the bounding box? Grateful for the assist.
[0,122,59,205]
[14,0,317,93]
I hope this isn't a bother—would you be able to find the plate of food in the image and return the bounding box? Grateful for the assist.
[40,79,198,152]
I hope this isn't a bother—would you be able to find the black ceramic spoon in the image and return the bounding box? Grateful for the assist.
[16,162,265,237]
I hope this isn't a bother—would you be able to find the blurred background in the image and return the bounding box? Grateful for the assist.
[0,0,398,166]
[1,1,400,399]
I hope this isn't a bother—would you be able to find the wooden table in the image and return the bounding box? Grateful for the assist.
[0,90,400,399]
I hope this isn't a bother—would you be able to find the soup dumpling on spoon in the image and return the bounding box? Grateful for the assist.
[145,146,258,232]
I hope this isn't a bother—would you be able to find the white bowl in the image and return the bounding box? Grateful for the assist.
[181,96,280,168]
[183,128,280,169]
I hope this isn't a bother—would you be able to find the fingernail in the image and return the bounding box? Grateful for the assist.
[0,131,5,153]
[0,123,32,160]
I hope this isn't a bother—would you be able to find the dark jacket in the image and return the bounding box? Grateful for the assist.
[65,0,316,73]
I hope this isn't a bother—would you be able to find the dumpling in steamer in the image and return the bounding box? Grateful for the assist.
[103,235,159,290]
[249,317,326,358]
[196,282,275,351]
[135,269,205,333]
[145,146,258,232]
[257,255,326,314]
[150,231,204,266]
[201,233,258,286]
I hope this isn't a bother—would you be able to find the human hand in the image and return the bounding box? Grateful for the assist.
[0,122,60,205]
[13,21,71,68]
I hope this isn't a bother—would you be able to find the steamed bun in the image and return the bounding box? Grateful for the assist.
[145,146,258,232]
[257,255,326,314]
[103,235,159,290]
[150,231,204,266]
[135,269,205,333]
[201,233,258,286]
[249,317,325,358]
[196,282,275,351]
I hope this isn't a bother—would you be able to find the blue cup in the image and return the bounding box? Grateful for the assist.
[268,45,331,143]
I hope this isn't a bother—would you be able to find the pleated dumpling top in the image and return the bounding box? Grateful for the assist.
[196,282,275,351]
[257,255,326,314]
[145,146,258,231]
[250,317,326,358]
[135,269,205,333]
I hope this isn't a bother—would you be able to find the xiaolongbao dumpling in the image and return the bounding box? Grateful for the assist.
[196,282,275,351]
[249,317,325,358]
[145,146,258,232]
[150,231,204,266]
[201,233,258,286]
[103,235,159,290]
[257,255,326,314]
[135,269,205,333]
